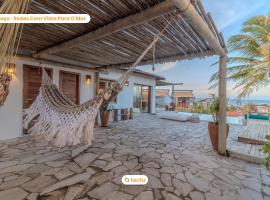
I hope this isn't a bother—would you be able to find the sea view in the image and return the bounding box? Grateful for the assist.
[195,98,270,106]
[228,99,270,106]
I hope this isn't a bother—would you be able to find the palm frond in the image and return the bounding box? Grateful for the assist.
[241,26,268,43]
[228,34,262,57]
[244,16,270,28]
[209,14,270,98]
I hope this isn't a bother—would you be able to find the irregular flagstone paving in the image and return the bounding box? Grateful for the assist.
[0,113,269,200]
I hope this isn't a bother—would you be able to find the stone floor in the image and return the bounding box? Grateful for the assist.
[0,113,270,200]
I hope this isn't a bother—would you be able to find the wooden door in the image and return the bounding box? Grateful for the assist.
[23,65,52,108]
[59,71,80,104]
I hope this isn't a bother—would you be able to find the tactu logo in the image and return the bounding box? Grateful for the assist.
[122,175,148,185]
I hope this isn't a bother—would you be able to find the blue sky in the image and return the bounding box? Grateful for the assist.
[139,0,270,100]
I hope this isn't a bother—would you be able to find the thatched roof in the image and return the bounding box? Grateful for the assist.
[156,89,170,97]
[7,0,225,69]
[174,90,194,98]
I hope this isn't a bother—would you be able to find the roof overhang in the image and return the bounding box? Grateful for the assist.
[157,80,183,86]
[7,0,226,70]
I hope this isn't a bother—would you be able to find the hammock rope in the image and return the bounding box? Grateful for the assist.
[152,37,156,72]
[0,0,30,106]
[24,20,174,147]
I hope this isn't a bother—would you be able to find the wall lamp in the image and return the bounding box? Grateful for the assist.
[4,63,16,78]
[85,75,91,85]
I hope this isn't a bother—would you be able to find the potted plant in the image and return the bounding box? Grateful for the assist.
[100,102,114,127]
[208,95,229,151]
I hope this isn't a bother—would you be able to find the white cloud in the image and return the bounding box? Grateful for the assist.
[203,0,267,30]
[153,62,177,73]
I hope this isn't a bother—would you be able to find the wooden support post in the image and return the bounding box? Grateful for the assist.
[121,109,125,121]
[172,85,175,104]
[125,108,128,120]
[129,108,133,119]
[113,109,118,122]
[94,72,99,96]
[218,56,227,155]
[94,72,100,125]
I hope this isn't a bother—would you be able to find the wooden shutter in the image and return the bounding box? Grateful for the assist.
[23,65,52,108]
[59,71,80,104]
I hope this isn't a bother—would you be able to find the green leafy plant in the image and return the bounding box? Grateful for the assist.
[208,95,219,124]
[261,135,270,169]
[176,102,210,114]
[100,102,114,112]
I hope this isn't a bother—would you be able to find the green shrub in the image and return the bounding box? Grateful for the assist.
[261,135,270,169]
[208,95,219,124]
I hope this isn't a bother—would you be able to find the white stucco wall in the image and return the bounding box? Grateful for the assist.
[0,62,23,140]
[0,60,157,140]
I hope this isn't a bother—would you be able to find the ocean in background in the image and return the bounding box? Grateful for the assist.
[228,99,270,106]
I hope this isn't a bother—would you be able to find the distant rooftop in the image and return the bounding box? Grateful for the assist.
[174,90,194,98]
[156,89,170,97]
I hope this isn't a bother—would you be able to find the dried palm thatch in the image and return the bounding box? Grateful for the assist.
[0,0,30,106]
[8,0,225,68]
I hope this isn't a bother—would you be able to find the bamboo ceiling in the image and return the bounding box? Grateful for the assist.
[3,0,225,69]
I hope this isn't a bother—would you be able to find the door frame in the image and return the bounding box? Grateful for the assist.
[133,84,152,113]
[59,70,81,104]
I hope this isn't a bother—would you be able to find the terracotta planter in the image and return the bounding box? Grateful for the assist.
[171,103,176,111]
[208,122,229,151]
[100,111,111,127]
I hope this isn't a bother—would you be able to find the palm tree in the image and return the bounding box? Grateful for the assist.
[210,15,270,98]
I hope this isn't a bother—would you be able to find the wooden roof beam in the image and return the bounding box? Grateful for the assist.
[98,49,216,69]
[17,55,101,72]
[33,1,174,58]
[170,0,226,57]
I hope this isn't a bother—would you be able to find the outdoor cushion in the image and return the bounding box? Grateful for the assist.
[158,112,191,122]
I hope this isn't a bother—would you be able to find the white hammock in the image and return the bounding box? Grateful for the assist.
[23,23,171,147]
